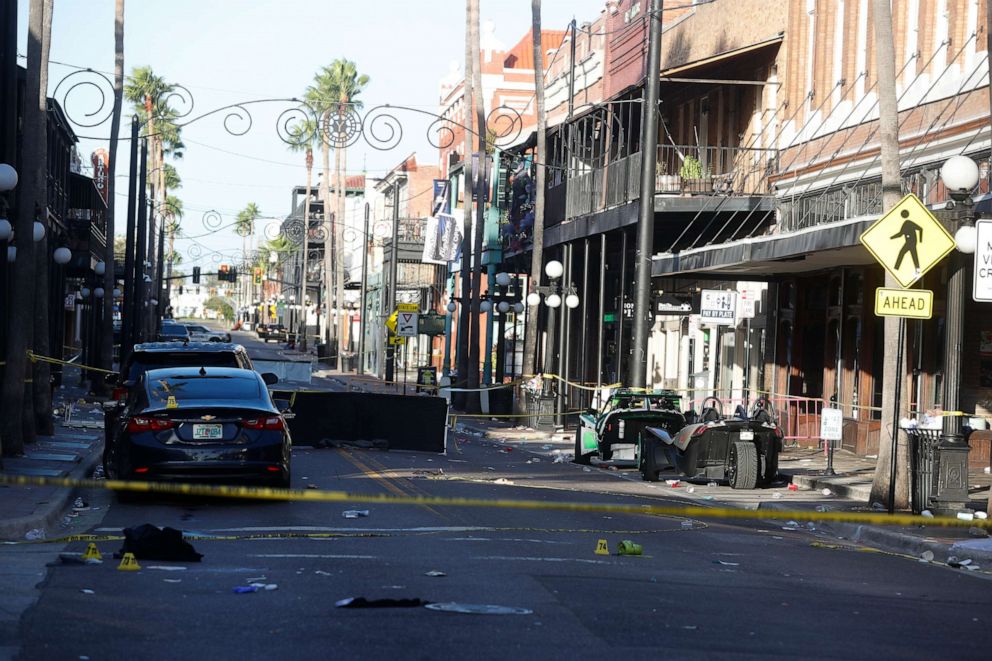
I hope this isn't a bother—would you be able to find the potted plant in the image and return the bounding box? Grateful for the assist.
[679,155,712,194]
[655,162,680,194]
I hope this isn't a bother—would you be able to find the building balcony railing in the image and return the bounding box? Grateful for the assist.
[557,144,776,222]
[776,152,991,233]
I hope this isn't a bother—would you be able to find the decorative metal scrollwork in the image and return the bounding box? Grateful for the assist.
[51,68,116,128]
[201,210,223,231]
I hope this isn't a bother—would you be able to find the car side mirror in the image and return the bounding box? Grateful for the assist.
[261,372,279,385]
[105,373,119,386]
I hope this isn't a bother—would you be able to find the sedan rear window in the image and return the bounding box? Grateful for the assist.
[160,326,188,337]
[146,375,261,404]
[127,353,242,382]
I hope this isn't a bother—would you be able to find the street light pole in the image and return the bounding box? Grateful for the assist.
[933,154,978,515]
[132,138,148,347]
[121,118,138,368]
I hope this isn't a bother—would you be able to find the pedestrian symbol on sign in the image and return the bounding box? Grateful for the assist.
[890,210,923,272]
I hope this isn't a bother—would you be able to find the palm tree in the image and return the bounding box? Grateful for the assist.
[869,0,910,509]
[523,0,547,381]
[3,0,47,455]
[466,0,485,410]
[124,66,183,314]
[235,202,261,314]
[306,59,369,369]
[286,118,320,351]
[98,0,125,399]
[163,194,183,282]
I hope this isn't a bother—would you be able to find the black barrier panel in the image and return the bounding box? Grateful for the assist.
[272,390,447,453]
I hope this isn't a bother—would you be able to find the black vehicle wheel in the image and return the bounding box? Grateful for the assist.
[728,441,759,490]
[573,426,591,465]
[762,451,779,484]
[638,434,660,481]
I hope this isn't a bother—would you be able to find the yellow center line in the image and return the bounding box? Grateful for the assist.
[339,450,445,518]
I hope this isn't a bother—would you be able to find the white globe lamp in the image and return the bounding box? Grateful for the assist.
[80,287,91,298]
[446,301,457,312]
[94,261,106,276]
[544,260,564,280]
[495,272,512,287]
[955,224,978,254]
[546,293,562,308]
[6,245,15,262]
[940,155,980,197]
[480,300,492,313]
[0,163,18,191]
[0,218,11,241]
[32,221,45,242]
[526,292,541,306]
[565,293,580,309]
[94,287,105,299]
[53,246,71,265]
[513,302,524,314]
[497,301,510,313]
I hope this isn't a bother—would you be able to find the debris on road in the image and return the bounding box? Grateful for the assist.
[80,589,95,595]
[493,478,514,485]
[163,579,182,583]
[342,510,370,519]
[117,524,203,562]
[920,550,935,563]
[145,565,188,572]
[336,597,430,608]
[616,540,643,555]
[232,586,258,594]
[424,570,447,577]
[424,603,533,615]
[25,529,45,541]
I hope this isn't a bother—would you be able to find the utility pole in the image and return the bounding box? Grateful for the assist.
[455,0,476,408]
[358,202,369,374]
[133,139,148,346]
[628,0,663,389]
[385,183,400,383]
[121,118,138,368]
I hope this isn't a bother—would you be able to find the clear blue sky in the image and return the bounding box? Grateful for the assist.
[17,0,604,269]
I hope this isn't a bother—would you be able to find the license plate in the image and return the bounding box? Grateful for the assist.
[739,430,755,441]
[192,424,223,440]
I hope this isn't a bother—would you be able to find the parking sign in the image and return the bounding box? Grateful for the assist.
[699,289,737,326]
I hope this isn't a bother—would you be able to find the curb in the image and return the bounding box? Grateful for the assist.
[0,445,101,542]
[785,472,873,501]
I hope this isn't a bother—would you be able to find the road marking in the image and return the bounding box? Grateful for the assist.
[343,450,446,518]
[473,556,613,565]
[249,554,377,559]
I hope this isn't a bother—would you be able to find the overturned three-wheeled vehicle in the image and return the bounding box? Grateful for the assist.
[637,397,784,489]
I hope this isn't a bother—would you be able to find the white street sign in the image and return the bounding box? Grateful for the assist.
[974,219,992,302]
[397,312,418,337]
[820,407,844,442]
[699,289,737,326]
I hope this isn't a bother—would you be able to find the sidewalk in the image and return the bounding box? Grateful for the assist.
[0,369,105,541]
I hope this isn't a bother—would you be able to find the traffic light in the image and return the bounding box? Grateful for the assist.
[192,266,201,284]
[219,264,229,282]
[253,267,262,286]
[229,267,238,283]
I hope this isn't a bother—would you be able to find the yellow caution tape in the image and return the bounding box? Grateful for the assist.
[27,351,116,376]
[0,474,988,530]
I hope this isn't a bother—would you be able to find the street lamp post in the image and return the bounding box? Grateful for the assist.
[526,260,580,428]
[932,155,979,515]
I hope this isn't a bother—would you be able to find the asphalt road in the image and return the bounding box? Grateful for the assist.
[8,432,992,660]
[3,326,992,659]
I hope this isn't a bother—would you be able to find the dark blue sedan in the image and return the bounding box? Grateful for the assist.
[106,366,291,490]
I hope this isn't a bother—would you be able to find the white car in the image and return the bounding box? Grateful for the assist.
[183,323,231,343]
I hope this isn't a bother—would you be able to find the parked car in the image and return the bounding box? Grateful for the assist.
[638,396,784,489]
[103,342,277,457]
[104,366,291,490]
[184,323,232,343]
[157,324,190,343]
[574,389,686,464]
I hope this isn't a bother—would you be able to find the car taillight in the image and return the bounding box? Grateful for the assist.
[242,417,284,430]
[113,387,127,401]
[126,417,176,432]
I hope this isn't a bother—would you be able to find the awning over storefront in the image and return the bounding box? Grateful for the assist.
[651,214,878,278]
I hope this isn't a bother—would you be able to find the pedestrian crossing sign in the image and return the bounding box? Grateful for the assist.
[860,193,956,288]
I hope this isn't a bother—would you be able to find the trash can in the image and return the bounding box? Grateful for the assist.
[905,426,941,514]
[525,392,557,431]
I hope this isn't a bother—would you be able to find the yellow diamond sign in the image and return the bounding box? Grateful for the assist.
[860,193,955,288]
